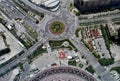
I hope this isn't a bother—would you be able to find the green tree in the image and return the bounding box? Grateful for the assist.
[86,65,95,74]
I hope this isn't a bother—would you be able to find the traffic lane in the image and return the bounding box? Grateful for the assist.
[20,62,30,80]
[0,40,44,75]
[0,0,37,28]
[0,1,25,19]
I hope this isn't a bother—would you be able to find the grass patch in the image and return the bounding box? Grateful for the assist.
[28,44,47,61]
[19,36,32,49]
[68,60,77,66]
[80,20,106,26]
[0,17,3,22]
[49,21,65,35]
[82,39,100,58]
[49,40,64,47]
[93,52,101,58]
[98,58,114,66]
[82,39,93,51]
[21,40,31,48]
[69,3,74,11]
[100,25,111,52]
[19,62,24,71]
[111,66,120,74]
[49,39,77,51]
[24,24,38,40]
[79,63,83,68]
[75,28,81,37]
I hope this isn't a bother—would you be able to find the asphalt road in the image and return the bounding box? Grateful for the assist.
[0,0,119,81]
[68,32,115,81]
[0,38,47,76]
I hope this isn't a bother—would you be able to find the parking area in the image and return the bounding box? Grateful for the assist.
[94,38,110,58]
[80,25,111,58]
[0,70,12,81]
[111,45,120,61]
[0,24,24,64]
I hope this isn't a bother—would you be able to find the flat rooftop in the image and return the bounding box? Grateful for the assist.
[31,0,43,4]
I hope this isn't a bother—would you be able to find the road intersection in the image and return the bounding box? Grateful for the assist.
[0,0,119,81]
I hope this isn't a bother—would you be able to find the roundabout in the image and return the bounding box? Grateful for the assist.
[29,67,97,81]
[45,19,69,39]
[49,21,65,35]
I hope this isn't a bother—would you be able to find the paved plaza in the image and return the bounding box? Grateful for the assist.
[30,49,79,71]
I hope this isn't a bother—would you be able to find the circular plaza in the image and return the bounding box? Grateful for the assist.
[29,67,97,81]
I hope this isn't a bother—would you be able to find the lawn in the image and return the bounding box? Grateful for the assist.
[98,58,114,66]
[24,24,38,40]
[49,21,65,34]
[75,28,81,37]
[68,60,77,66]
[111,66,120,74]
[28,44,47,61]
[49,39,78,51]
[100,25,111,53]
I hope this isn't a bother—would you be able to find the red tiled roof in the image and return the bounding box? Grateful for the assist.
[92,29,99,38]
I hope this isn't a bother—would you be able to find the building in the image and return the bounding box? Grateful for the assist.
[30,0,60,11]
[74,0,120,13]
[105,24,120,43]
[0,29,10,56]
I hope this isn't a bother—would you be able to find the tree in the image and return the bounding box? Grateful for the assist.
[86,65,95,74]
[98,58,114,66]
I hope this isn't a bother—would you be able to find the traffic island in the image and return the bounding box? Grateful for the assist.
[49,21,65,35]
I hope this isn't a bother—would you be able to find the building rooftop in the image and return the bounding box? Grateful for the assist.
[108,23,120,36]
[31,0,43,4]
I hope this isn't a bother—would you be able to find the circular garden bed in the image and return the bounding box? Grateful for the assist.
[49,21,65,35]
